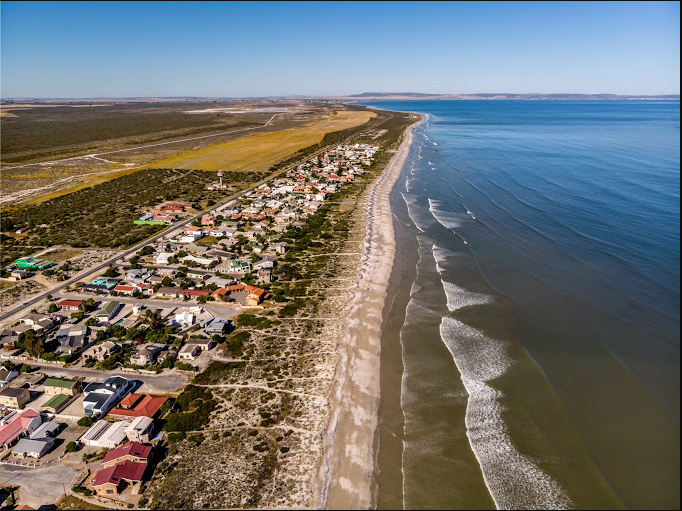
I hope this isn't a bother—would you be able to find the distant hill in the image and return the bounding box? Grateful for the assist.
[340,92,680,101]
[349,92,444,98]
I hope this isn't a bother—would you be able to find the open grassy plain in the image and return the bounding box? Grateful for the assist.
[145,110,375,172]
[0,102,358,205]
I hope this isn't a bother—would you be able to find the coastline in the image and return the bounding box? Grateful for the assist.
[315,118,421,510]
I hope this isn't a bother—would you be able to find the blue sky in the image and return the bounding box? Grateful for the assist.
[1,1,679,97]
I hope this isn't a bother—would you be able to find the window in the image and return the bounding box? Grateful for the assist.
[106,489,114,494]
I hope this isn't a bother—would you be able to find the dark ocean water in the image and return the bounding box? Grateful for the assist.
[360,101,680,510]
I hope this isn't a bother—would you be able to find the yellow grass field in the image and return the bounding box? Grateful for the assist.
[145,110,375,172]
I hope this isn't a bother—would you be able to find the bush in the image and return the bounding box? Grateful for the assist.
[65,441,79,452]
[77,416,95,427]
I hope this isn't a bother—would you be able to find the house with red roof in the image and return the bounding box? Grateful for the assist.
[57,299,82,311]
[108,394,168,419]
[101,441,152,468]
[92,460,147,496]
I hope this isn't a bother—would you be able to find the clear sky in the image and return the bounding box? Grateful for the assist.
[1,1,679,98]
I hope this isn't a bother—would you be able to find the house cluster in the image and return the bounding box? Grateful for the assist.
[135,202,194,226]
[0,374,164,499]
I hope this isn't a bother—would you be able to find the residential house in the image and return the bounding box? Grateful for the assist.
[20,313,55,332]
[96,301,122,321]
[83,341,120,362]
[81,420,130,449]
[0,408,42,449]
[0,387,30,408]
[57,299,82,311]
[177,344,201,360]
[155,287,180,298]
[82,376,130,416]
[125,269,154,285]
[102,441,152,468]
[41,394,73,414]
[174,311,195,326]
[155,252,174,265]
[42,377,80,396]
[0,368,18,386]
[186,338,215,352]
[129,343,164,366]
[12,437,55,459]
[108,394,168,419]
[125,416,155,443]
[204,317,232,336]
[92,460,147,497]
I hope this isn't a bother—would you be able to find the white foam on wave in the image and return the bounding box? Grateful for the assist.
[401,192,434,232]
[439,317,573,510]
[428,197,467,230]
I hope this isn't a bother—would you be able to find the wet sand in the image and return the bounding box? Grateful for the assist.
[315,121,420,510]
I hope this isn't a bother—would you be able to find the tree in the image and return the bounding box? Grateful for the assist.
[161,276,173,287]
[71,311,84,320]
[84,298,96,312]
[85,317,97,326]
[250,253,260,263]
[20,330,46,358]
[47,304,58,313]
[19,364,31,373]
[103,265,118,278]
[197,295,208,304]
[65,441,79,452]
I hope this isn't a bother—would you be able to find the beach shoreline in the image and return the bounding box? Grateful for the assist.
[314,117,422,510]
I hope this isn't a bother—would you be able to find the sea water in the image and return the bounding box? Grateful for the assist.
[364,100,680,510]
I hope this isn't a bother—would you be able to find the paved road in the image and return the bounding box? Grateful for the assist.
[20,362,188,393]
[57,292,240,318]
[0,464,80,509]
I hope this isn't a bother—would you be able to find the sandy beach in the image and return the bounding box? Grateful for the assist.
[315,119,421,510]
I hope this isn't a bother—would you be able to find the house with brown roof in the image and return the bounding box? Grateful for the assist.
[101,441,152,468]
[92,460,147,496]
[108,394,168,419]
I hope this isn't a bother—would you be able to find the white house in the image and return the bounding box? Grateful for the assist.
[80,419,130,448]
[155,252,175,265]
[82,376,130,417]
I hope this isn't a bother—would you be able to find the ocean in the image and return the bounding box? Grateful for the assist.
[359,100,680,509]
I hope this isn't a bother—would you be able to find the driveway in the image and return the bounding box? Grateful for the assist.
[0,463,79,509]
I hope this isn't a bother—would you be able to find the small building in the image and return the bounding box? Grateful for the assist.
[29,421,60,439]
[41,393,72,414]
[102,441,152,468]
[57,299,83,311]
[0,387,30,408]
[204,317,232,336]
[186,338,215,351]
[96,301,122,321]
[12,437,55,459]
[42,377,81,396]
[177,344,201,360]
[125,416,155,443]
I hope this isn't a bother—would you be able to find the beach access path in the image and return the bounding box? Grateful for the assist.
[315,120,421,509]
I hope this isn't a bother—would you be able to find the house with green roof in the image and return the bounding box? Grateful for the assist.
[41,393,72,414]
[15,257,54,270]
[43,377,81,396]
